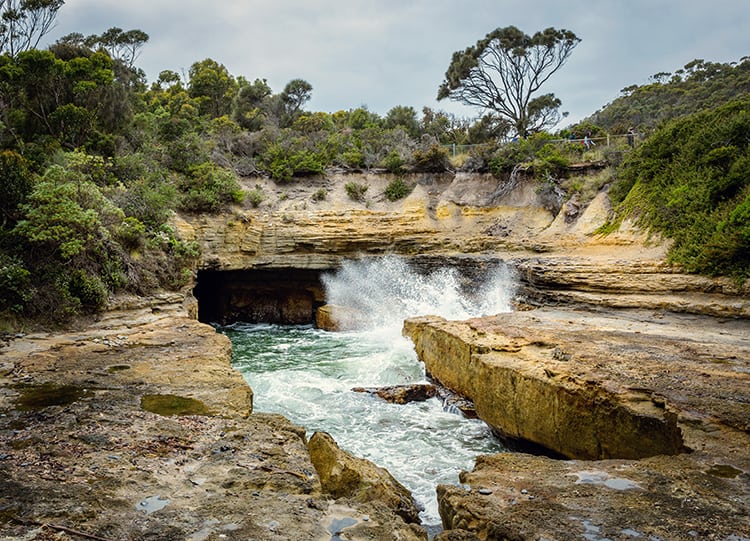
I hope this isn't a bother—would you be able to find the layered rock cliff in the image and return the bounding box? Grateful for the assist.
[181,171,747,323]
[2,168,748,540]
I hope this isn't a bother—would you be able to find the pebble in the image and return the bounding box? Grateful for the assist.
[478,488,493,495]
[521,488,528,494]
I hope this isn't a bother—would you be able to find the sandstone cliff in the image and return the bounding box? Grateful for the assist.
[2,168,748,541]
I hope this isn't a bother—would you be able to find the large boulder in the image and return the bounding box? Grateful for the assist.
[316,304,370,331]
[308,431,422,525]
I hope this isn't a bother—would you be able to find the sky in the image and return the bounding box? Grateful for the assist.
[46,0,750,127]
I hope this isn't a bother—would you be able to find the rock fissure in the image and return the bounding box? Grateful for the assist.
[3,172,749,540]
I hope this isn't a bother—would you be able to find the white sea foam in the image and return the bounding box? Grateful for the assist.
[228,256,517,526]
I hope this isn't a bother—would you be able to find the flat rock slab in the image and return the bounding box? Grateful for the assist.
[0,314,425,541]
[438,452,750,540]
[405,308,750,460]
[404,307,750,539]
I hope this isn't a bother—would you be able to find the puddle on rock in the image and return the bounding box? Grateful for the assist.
[137,495,170,514]
[574,470,641,490]
[14,383,91,411]
[706,464,743,479]
[328,517,358,541]
[141,394,210,416]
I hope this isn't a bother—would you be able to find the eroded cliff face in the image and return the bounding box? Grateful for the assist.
[178,171,658,273]
[182,171,748,323]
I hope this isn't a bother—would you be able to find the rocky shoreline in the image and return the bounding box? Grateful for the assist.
[0,297,425,541]
[404,307,750,539]
[2,170,749,540]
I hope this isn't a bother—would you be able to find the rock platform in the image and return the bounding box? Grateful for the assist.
[0,298,425,541]
[403,307,750,540]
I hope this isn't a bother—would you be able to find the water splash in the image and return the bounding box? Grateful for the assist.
[321,256,516,329]
[226,256,517,527]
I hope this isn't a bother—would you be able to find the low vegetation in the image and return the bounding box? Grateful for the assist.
[0,2,748,326]
[606,96,750,279]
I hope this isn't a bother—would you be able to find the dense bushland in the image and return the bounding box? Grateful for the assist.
[588,57,750,134]
[0,2,747,326]
[606,96,750,279]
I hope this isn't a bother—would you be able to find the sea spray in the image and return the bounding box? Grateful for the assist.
[226,256,516,526]
[322,255,516,328]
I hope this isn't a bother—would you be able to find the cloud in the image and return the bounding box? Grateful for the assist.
[46,0,750,124]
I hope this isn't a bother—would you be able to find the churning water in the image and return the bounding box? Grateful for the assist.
[222,256,515,527]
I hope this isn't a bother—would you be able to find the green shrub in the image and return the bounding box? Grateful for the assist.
[261,143,326,182]
[384,177,412,201]
[14,167,124,260]
[311,188,327,202]
[66,150,115,186]
[0,255,33,313]
[116,216,147,250]
[177,163,244,212]
[68,269,109,311]
[114,174,177,230]
[412,144,450,172]
[345,181,368,202]
[246,187,265,208]
[610,96,750,278]
[534,143,570,175]
[341,149,365,169]
[0,150,34,225]
[383,150,405,174]
[488,142,528,176]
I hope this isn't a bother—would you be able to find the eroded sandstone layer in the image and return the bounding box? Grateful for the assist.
[0,297,426,541]
[403,308,750,539]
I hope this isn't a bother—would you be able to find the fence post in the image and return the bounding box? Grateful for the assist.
[607,133,610,146]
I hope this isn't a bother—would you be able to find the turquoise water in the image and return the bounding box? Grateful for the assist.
[222,257,514,526]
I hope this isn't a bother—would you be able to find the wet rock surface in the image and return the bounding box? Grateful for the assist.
[308,431,423,525]
[351,383,438,404]
[438,452,750,541]
[0,302,425,541]
[404,307,750,539]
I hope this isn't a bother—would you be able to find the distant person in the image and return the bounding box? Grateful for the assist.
[627,127,635,147]
[584,131,595,150]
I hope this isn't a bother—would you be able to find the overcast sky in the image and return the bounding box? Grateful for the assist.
[47,0,749,127]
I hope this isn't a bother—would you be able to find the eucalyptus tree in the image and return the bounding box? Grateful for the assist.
[232,77,272,130]
[279,78,312,127]
[0,0,64,57]
[188,58,238,118]
[437,25,580,137]
[85,27,149,69]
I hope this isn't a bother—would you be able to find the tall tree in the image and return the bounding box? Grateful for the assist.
[187,58,237,118]
[437,25,580,137]
[0,0,64,57]
[232,77,272,131]
[279,78,312,127]
[85,27,149,69]
[384,105,420,137]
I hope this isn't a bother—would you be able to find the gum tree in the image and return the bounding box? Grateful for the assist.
[437,25,580,137]
[0,0,64,57]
